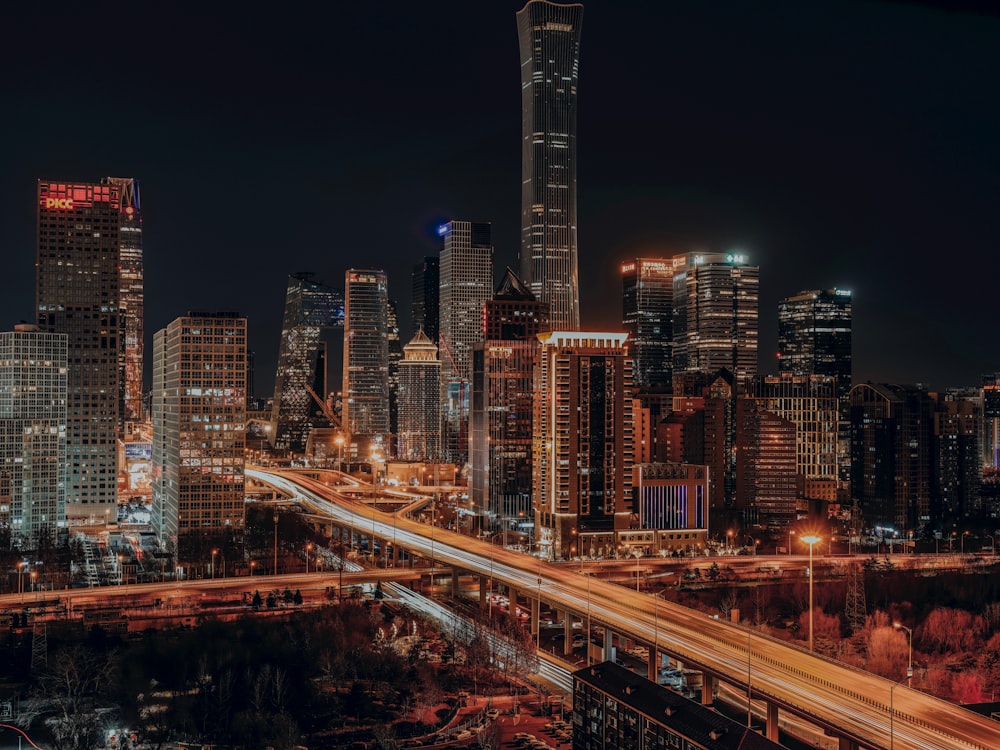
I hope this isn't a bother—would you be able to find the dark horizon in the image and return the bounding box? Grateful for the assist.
[2,1,998,396]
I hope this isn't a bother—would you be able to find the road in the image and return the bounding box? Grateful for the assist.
[250,468,1000,750]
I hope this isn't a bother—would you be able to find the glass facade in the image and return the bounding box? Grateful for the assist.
[621,258,673,390]
[671,252,759,390]
[397,330,441,461]
[271,273,345,453]
[517,1,583,330]
[343,269,390,440]
[0,327,67,540]
[777,288,852,396]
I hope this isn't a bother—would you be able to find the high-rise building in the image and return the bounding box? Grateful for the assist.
[471,269,548,537]
[411,256,439,343]
[735,400,799,528]
[439,220,493,465]
[0,325,67,540]
[849,383,934,531]
[777,288,852,395]
[343,269,390,447]
[270,273,345,454]
[152,312,247,546]
[750,374,840,504]
[397,330,442,461]
[517,1,583,330]
[621,258,673,391]
[387,299,404,440]
[983,373,1000,471]
[104,177,144,425]
[672,252,759,389]
[37,180,124,523]
[933,389,982,523]
[534,332,633,560]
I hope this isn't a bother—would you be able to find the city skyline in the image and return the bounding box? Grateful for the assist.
[2,2,998,394]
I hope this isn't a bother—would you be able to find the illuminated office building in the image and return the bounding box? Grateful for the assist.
[152,312,247,544]
[270,273,345,454]
[735,400,798,527]
[777,288,852,396]
[387,299,403,439]
[621,258,673,391]
[849,383,933,530]
[397,330,442,461]
[933,389,981,522]
[439,220,493,465]
[102,177,144,425]
[0,325,67,540]
[672,252,759,389]
[517,0,583,330]
[343,269,390,446]
[411,256,439,343]
[36,180,123,523]
[750,374,840,504]
[471,269,548,535]
[534,332,633,560]
[983,374,1000,471]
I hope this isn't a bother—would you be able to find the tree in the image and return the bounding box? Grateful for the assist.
[34,644,118,750]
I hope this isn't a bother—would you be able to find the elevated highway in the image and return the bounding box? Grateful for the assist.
[250,467,1000,750]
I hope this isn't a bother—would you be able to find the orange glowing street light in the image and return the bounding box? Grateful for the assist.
[801,534,821,652]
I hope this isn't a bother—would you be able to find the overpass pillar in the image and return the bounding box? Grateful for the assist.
[766,701,778,742]
[479,575,487,610]
[603,628,614,662]
[648,649,658,681]
[531,597,540,640]
[563,618,574,656]
[701,674,715,706]
[837,738,857,750]
[451,567,460,597]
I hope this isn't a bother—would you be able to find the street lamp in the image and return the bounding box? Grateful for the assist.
[800,534,821,652]
[962,530,970,555]
[893,622,913,685]
[632,548,643,592]
[250,560,256,577]
[306,543,313,574]
[273,509,279,576]
[211,548,218,580]
[788,529,796,556]
[335,435,345,472]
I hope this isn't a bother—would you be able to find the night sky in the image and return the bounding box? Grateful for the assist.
[2,1,998,396]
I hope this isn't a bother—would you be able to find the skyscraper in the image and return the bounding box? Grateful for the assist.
[411,256,440,343]
[387,299,404,439]
[671,252,759,389]
[343,269,390,446]
[0,325,67,540]
[777,288,852,395]
[517,1,583,330]
[621,258,673,391]
[37,180,123,523]
[397,330,442,461]
[439,220,493,465]
[471,269,548,536]
[152,312,247,546]
[982,373,1000,471]
[534,332,633,560]
[105,177,144,425]
[270,273,344,453]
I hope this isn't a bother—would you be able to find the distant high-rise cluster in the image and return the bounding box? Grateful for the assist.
[17,0,1000,568]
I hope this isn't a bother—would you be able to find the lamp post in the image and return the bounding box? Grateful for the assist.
[211,548,218,580]
[273,509,279,576]
[962,530,970,555]
[801,534,821,652]
[335,434,345,472]
[632,548,642,592]
[306,543,313,574]
[788,529,795,556]
[250,560,256,577]
[893,622,913,686]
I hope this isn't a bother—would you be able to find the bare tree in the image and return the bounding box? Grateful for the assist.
[34,644,118,750]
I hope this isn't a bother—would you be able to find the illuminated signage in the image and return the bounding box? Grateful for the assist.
[726,253,747,264]
[44,197,74,210]
[125,206,135,216]
[437,224,450,236]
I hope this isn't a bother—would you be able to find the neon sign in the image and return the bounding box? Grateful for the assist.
[44,197,74,210]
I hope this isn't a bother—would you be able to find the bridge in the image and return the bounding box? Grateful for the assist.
[249,467,1000,750]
